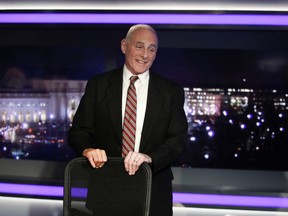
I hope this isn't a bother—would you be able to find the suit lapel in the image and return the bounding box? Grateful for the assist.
[107,70,123,145]
[140,74,163,149]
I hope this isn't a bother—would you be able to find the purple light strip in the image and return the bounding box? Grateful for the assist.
[0,13,288,26]
[173,193,288,208]
[71,187,87,198]
[1,183,288,208]
[0,183,63,197]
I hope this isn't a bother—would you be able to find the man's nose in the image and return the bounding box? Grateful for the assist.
[140,48,148,58]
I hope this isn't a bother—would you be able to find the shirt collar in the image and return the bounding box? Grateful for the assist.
[123,65,149,84]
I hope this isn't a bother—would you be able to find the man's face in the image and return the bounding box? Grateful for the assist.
[121,29,158,75]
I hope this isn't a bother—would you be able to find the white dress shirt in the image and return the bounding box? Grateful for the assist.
[122,65,149,152]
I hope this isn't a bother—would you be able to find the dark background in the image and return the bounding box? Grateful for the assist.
[1,23,288,171]
[1,24,288,89]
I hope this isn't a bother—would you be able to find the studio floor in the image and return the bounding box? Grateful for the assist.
[0,196,288,216]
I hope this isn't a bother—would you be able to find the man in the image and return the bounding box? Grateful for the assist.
[68,24,188,216]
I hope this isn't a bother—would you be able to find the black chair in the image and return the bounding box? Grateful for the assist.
[63,157,152,216]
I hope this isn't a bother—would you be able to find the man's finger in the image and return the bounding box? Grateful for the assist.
[88,157,96,168]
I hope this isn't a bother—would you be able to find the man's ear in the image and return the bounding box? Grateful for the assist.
[121,39,127,54]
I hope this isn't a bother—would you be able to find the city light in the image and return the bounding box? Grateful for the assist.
[0,86,288,170]
[21,123,29,129]
[247,114,252,119]
[190,137,196,142]
[208,131,214,137]
[182,87,288,170]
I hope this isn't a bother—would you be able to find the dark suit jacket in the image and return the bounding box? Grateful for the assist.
[68,68,188,216]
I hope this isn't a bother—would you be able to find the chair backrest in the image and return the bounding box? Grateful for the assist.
[63,157,152,216]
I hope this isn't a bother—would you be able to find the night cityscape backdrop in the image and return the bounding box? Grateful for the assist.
[0,25,288,172]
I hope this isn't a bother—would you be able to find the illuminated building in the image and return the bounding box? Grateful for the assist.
[0,79,86,124]
[184,87,288,119]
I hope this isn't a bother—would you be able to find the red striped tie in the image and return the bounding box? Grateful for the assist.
[122,76,138,157]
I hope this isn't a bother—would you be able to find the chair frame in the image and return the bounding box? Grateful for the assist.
[63,157,152,216]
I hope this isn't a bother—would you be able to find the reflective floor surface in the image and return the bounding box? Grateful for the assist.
[0,196,287,216]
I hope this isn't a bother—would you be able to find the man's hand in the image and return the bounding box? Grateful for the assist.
[124,151,152,175]
[82,148,107,168]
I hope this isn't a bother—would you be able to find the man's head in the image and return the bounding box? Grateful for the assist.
[121,24,158,75]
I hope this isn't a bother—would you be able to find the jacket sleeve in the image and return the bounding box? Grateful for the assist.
[148,83,188,174]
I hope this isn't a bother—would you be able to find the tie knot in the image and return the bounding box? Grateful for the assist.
[130,76,138,84]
